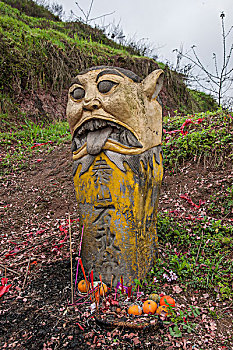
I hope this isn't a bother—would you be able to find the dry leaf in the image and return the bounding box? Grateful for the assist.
[172,285,183,293]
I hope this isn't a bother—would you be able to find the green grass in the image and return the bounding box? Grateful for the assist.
[208,184,233,217]
[1,0,61,21]
[136,213,233,338]
[146,214,233,300]
[0,1,131,53]
[162,108,233,170]
[0,0,145,98]
[188,89,218,112]
[0,118,71,174]
[0,1,138,57]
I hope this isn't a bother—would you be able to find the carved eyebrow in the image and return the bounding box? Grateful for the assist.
[96,69,124,82]
[69,77,83,88]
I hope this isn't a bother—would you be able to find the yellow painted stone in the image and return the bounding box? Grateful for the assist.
[73,150,163,284]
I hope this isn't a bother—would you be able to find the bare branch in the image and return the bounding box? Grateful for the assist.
[224,66,233,76]
[222,80,233,94]
[174,12,233,106]
[191,46,218,81]
[212,53,219,78]
[189,75,217,94]
[225,44,233,69]
[225,25,233,37]
[87,0,94,21]
[75,1,87,21]
[88,11,115,23]
[75,1,115,24]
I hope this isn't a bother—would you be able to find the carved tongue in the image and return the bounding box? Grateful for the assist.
[86,126,112,155]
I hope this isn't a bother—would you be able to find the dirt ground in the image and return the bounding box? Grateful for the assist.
[0,143,232,349]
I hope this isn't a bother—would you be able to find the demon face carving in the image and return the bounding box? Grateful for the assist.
[67,66,164,161]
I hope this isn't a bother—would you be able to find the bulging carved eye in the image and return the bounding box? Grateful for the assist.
[97,80,117,94]
[71,87,85,100]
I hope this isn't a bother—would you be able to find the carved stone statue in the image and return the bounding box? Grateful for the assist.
[66,66,164,284]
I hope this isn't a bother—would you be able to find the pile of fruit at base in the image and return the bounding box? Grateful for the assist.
[77,278,175,330]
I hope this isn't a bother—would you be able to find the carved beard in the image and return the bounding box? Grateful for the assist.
[72,118,162,176]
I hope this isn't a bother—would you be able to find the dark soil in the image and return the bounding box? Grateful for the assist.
[0,143,232,349]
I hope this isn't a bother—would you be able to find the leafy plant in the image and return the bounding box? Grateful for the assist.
[154,214,233,298]
[163,109,233,170]
[166,306,200,338]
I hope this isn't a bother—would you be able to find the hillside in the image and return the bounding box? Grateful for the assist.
[0,0,217,130]
[0,1,233,349]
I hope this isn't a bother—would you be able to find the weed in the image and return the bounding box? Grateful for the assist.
[208,185,233,217]
[165,305,200,338]
[163,109,233,170]
[149,214,233,299]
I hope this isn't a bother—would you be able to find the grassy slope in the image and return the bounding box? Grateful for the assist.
[0,1,133,93]
[0,0,217,128]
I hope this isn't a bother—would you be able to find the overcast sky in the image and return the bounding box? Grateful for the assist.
[56,0,233,99]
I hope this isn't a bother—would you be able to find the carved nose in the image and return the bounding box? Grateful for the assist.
[83,99,101,111]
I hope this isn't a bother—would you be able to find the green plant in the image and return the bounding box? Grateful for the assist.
[208,185,233,217]
[163,109,233,170]
[166,305,200,338]
[0,118,71,174]
[154,214,233,298]
[218,283,232,300]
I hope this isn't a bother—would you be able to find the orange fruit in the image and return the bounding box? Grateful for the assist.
[94,282,107,298]
[160,295,175,308]
[142,300,157,315]
[156,305,168,316]
[128,304,142,316]
[77,279,89,293]
[99,283,108,296]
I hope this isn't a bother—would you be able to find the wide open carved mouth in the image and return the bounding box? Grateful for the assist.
[72,118,143,156]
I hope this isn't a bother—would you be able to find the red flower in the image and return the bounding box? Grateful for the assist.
[0,278,12,297]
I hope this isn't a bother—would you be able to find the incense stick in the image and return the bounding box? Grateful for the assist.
[90,270,94,302]
[120,275,124,294]
[110,274,114,290]
[69,213,74,305]
[99,273,106,300]
[79,258,89,294]
[114,287,117,300]
[74,224,84,296]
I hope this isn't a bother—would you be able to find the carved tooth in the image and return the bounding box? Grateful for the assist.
[78,125,85,135]
[94,119,102,128]
[109,132,119,142]
[120,130,128,145]
[74,137,82,148]
[89,122,95,131]
[92,119,98,129]
[83,122,89,131]
[76,127,82,136]
[119,129,142,147]
[126,131,143,148]
[79,134,86,146]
